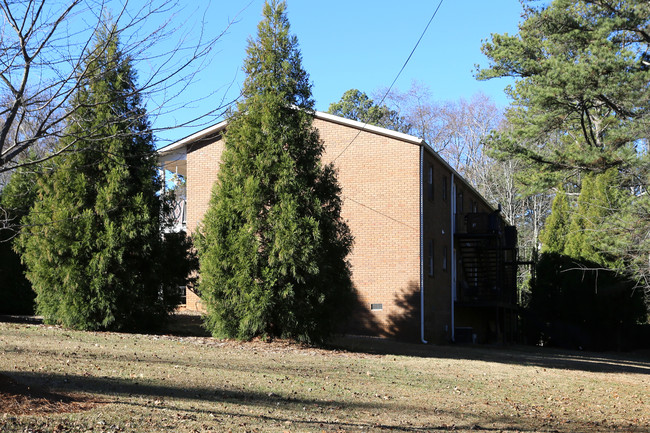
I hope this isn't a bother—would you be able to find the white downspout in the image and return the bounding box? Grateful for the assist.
[451,173,456,343]
[420,145,428,344]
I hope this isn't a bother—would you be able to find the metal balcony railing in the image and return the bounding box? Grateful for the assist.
[165,198,186,232]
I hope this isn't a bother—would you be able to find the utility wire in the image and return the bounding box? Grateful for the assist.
[332,0,445,163]
[343,195,419,231]
[330,1,444,230]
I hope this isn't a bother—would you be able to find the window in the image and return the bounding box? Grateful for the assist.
[427,165,434,200]
[428,239,434,277]
[443,246,448,271]
[370,303,383,311]
[456,191,464,213]
[442,176,448,201]
[178,286,187,305]
[472,200,478,213]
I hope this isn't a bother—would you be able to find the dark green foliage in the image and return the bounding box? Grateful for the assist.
[0,155,44,314]
[0,242,33,314]
[196,1,354,344]
[526,253,646,350]
[539,186,569,254]
[563,170,626,268]
[530,172,646,348]
[16,24,193,331]
[328,89,410,133]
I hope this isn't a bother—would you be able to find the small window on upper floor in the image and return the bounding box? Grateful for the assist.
[472,200,478,213]
[427,165,434,200]
[456,191,464,213]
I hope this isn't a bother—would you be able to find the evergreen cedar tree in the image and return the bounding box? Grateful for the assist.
[196,0,354,344]
[538,185,569,255]
[17,24,195,331]
[542,170,626,267]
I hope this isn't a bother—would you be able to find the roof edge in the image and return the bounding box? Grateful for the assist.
[154,111,496,215]
[313,111,425,145]
[157,111,425,155]
[420,143,497,214]
[157,120,228,155]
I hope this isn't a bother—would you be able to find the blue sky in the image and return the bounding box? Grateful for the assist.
[152,1,524,145]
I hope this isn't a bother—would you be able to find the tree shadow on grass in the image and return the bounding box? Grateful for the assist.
[328,334,650,375]
[0,372,104,415]
[1,370,564,432]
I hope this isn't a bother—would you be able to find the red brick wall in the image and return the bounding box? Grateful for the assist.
[178,116,497,343]
[421,150,453,343]
[315,118,421,340]
[186,138,226,233]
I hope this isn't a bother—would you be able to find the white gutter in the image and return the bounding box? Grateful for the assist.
[420,145,428,344]
[315,111,424,145]
[451,173,456,343]
[157,119,228,155]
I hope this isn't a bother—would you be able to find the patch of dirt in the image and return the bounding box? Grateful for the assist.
[0,373,102,415]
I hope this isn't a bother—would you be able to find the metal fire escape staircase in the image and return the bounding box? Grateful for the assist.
[455,213,518,305]
[454,212,520,344]
[456,235,504,303]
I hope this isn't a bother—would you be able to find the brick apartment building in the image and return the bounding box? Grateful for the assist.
[158,111,519,344]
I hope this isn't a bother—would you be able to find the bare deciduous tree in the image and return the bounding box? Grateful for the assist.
[380,83,502,187]
[0,0,238,174]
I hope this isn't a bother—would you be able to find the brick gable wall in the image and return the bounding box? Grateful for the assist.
[314,118,421,340]
[177,116,501,342]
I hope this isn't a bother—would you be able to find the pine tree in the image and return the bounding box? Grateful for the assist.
[17,23,192,331]
[478,0,650,310]
[539,185,570,254]
[327,89,410,133]
[196,0,354,343]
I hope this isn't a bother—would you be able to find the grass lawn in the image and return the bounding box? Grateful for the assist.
[1,316,649,432]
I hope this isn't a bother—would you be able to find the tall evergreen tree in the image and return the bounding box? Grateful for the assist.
[196,1,353,343]
[564,169,623,268]
[563,175,595,260]
[478,0,649,174]
[17,23,193,331]
[539,185,570,254]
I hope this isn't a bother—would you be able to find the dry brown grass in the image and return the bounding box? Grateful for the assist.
[1,317,649,432]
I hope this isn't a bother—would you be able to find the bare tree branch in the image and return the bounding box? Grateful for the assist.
[0,0,243,174]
